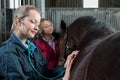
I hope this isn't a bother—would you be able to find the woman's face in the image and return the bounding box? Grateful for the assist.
[41,20,54,35]
[19,9,41,38]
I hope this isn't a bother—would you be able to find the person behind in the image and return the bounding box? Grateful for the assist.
[0,5,79,80]
[34,18,64,70]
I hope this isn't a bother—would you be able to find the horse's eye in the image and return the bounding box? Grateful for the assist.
[66,42,69,48]
[66,45,69,49]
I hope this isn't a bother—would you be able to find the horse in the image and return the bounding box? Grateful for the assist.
[59,16,120,80]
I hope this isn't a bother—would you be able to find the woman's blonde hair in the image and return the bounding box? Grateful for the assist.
[11,5,41,32]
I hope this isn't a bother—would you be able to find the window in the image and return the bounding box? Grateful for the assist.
[83,0,98,8]
[10,0,21,8]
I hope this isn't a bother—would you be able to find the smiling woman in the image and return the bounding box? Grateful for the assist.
[10,5,41,41]
[0,5,79,80]
[34,18,63,70]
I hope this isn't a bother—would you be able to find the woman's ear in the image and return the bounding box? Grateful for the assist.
[16,18,21,26]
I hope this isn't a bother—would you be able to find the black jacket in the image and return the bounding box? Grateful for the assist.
[0,33,64,80]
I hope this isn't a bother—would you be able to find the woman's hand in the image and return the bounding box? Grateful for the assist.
[63,50,79,80]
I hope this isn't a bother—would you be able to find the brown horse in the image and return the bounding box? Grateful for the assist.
[59,16,120,80]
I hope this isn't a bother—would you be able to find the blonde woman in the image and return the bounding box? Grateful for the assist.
[0,5,79,80]
[34,18,64,71]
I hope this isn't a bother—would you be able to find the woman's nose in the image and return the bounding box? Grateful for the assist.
[34,24,39,31]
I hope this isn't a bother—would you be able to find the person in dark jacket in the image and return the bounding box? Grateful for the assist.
[0,5,79,80]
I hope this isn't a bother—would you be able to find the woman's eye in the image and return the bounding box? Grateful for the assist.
[44,26,49,28]
[30,20,35,23]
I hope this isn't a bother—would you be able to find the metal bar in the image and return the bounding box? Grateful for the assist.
[23,0,25,5]
[0,0,1,9]
[14,0,15,8]
[4,0,6,40]
[32,0,35,6]
[41,0,45,18]
[105,9,110,24]
[18,0,21,7]
[36,0,46,18]
[28,0,30,5]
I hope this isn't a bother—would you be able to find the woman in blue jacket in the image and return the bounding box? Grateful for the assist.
[0,5,79,80]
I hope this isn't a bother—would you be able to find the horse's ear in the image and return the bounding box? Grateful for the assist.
[60,20,66,33]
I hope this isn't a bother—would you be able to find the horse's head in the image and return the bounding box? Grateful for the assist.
[60,16,115,57]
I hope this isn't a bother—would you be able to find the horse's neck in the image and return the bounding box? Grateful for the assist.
[70,39,101,80]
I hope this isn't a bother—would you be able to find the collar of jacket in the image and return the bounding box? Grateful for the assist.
[27,39,36,55]
[9,33,36,55]
[42,36,55,42]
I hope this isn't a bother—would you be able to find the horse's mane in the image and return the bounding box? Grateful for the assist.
[84,32,116,54]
